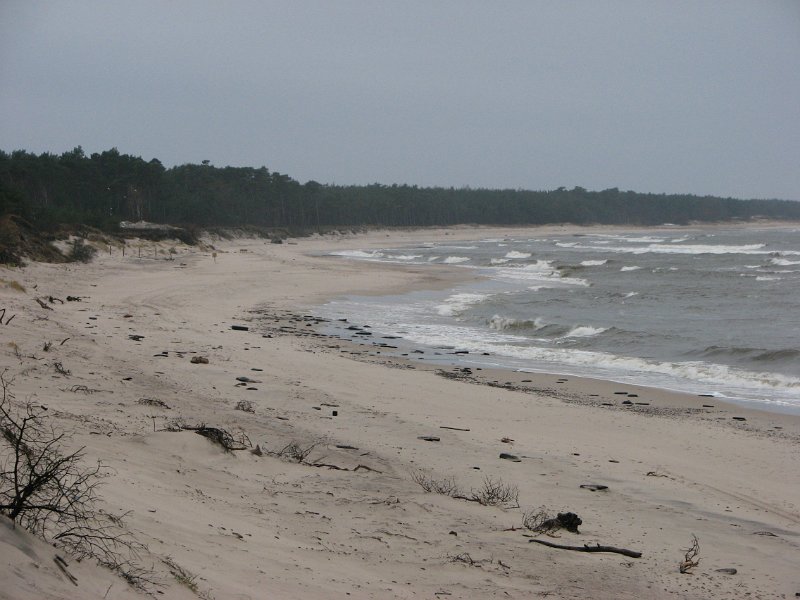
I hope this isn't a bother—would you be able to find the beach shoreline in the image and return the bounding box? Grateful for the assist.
[1,224,798,599]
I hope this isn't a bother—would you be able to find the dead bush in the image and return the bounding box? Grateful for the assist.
[411,470,462,496]
[470,476,519,508]
[523,507,582,535]
[234,400,255,413]
[679,534,700,574]
[0,372,154,589]
[273,441,318,462]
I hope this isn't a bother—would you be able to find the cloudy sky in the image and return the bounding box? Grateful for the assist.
[1,1,798,199]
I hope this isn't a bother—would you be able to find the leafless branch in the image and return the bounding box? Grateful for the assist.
[679,534,700,573]
[0,371,156,590]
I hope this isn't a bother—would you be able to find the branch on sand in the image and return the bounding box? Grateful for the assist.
[530,539,642,558]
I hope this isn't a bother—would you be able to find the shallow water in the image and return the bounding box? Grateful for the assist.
[320,226,800,414]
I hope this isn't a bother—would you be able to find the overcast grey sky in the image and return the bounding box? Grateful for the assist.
[1,1,798,199]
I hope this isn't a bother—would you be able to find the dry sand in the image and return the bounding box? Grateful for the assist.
[1,226,798,599]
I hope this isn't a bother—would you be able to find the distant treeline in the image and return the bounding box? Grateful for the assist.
[2,146,799,232]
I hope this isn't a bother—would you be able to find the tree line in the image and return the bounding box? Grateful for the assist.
[2,146,799,233]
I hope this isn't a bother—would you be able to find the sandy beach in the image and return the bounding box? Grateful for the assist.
[1,226,798,599]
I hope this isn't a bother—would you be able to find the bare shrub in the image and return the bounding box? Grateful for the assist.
[470,476,519,508]
[137,398,171,409]
[679,534,700,574]
[0,372,154,589]
[410,470,462,497]
[274,441,318,462]
[523,507,582,535]
[523,507,558,534]
[234,400,255,413]
[187,425,251,451]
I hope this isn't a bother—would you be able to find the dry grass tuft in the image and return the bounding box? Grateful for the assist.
[0,278,26,292]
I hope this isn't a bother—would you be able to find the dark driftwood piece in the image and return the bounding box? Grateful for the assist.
[35,297,54,310]
[307,462,382,473]
[530,539,642,558]
[440,426,470,431]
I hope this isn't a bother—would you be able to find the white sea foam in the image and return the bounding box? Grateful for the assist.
[442,256,470,264]
[400,328,800,398]
[435,292,489,316]
[559,242,776,256]
[492,261,589,287]
[562,325,608,338]
[756,276,782,281]
[624,292,639,298]
[388,254,421,261]
[771,258,800,266]
[490,258,511,265]
[488,315,545,331]
[587,234,666,243]
[580,259,608,266]
[330,249,384,259]
[620,266,641,272]
[505,251,532,259]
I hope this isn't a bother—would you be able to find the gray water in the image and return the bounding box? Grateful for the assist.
[318,226,800,414]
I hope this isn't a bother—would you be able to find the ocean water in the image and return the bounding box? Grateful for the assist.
[318,227,800,414]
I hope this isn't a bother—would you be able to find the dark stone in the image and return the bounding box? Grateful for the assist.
[418,436,440,442]
[716,568,737,575]
[499,453,521,462]
[732,416,747,421]
[580,484,608,492]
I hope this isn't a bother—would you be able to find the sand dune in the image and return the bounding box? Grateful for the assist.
[1,226,798,599]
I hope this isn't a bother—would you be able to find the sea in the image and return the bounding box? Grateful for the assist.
[316,226,800,415]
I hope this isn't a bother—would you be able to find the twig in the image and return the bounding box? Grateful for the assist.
[679,534,700,573]
[354,464,382,473]
[53,555,78,585]
[530,539,642,558]
[35,297,54,311]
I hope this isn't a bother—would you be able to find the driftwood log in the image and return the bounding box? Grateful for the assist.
[530,539,642,558]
